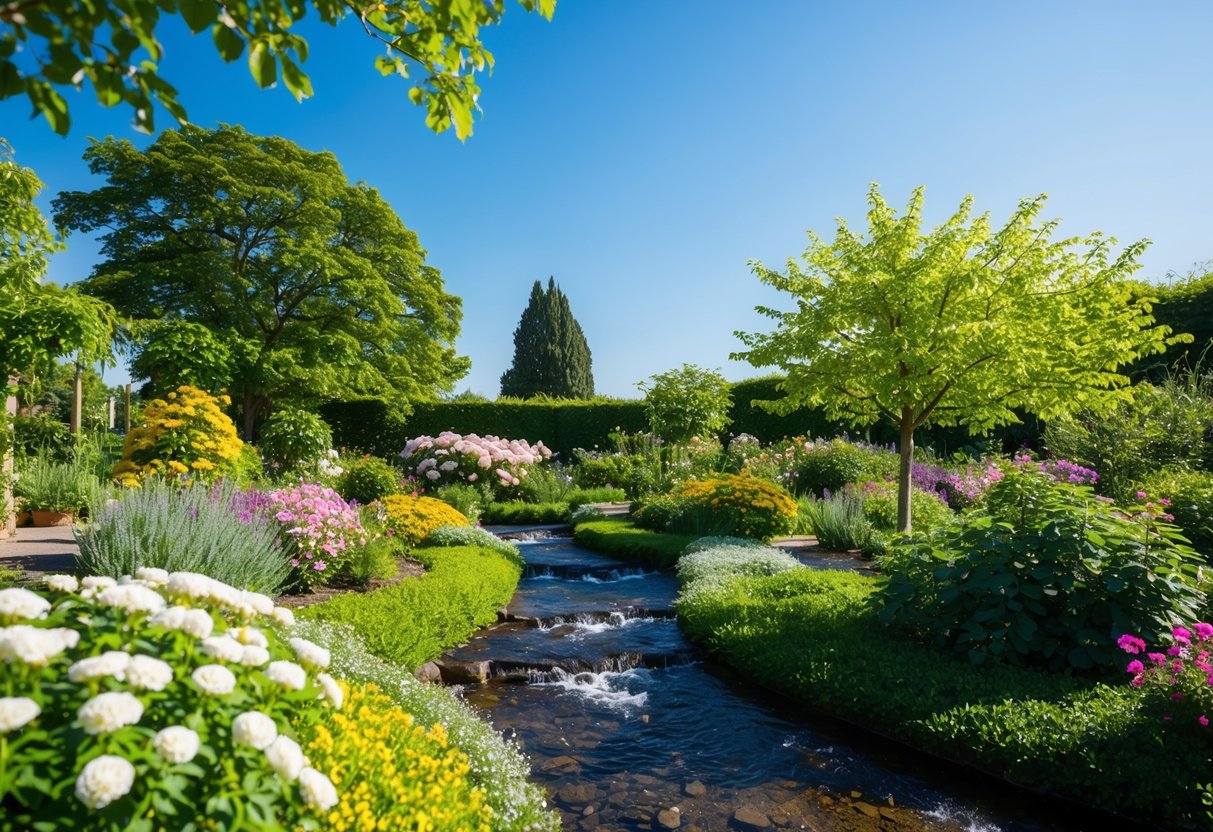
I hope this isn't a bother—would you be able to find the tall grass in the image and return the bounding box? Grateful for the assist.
[76,480,289,592]
[13,457,109,515]
[801,491,873,551]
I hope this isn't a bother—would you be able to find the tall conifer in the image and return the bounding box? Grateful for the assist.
[500,277,594,399]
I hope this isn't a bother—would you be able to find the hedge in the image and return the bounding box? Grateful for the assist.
[572,517,698,568]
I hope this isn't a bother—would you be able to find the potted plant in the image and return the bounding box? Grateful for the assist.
[12,459,105,527]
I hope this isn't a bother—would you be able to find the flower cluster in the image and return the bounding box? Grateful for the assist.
[400,432,551,494]
[380,494,470,548]
[1012,454,1099,486]
[112,386,244,487]
[637,473,799,540]
[1118,624,1213,728]
[0,574,342,829]
[263,484,369,589]
[303,682,493,832]
[941,462,1005,509]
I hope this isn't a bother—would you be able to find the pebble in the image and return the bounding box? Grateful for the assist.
[684,780,708,797]
[733,805,772,829]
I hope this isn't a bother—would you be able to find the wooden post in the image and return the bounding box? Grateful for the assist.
[70,360,83,434]
[124,384,131,434]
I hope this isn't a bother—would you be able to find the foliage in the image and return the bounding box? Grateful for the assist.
[676,539,802,604]
[799,491,872,552]
[112,385,244,487]
[229,443,265,488]
[290,620,558,831]
[380,494,469,549]
[852,480,954,535]
[1,0,554,137]
[400,432,551,496]
[637,363,733,443]
[681,536,772,555]
[76,480,289,593]
[634,473,798,541]
[479,501,568,525]
[735,185,1177,532]
[0,572,342,830]
[571,451,663,500]
[1044,376,1213,501]
[1117,624,1213,731]
[128,321,234,398]
[300,544,520,669]
[256,484,369,590]
[432,483,485,523]
[1138,467,1213,555]
[790,438,897,496]
[1132,263,1213,379]
[571,517,703,569]
[879,467,1208,670]
[334,456,402,506]
[11,413,72,462]
[340,535,399,587]
[12,457,107,514]
[676,566,1209,828]
[499,277,595,399]
[301,682,492,832]
[55,126,468,439]
[940,460,1005,509]
[256,409,334,477]
[423,525,520,559]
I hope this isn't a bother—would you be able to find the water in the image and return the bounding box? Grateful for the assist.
[447,538,1119,832]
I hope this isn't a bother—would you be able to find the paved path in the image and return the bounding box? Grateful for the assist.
[0,525,79,579]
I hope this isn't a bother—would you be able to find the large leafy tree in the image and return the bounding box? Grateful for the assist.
[734,185,1177,532]
[499,277,594,399]
[53,124,469,438]
[1,0,554,136]
[637,363,732,444]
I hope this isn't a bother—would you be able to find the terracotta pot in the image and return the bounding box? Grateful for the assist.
[15,511,31,527]
[31,510,74,527]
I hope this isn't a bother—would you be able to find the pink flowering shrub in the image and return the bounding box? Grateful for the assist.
[1013,454,1099,486]
[264,484,368,589]
[941,462,1004,509]
[399,432,552,497]
[1119,624,1213,730]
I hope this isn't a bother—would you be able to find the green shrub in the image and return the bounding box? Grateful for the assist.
[792,439,897,496]
[572,518,698,568]
[300,544,521,668]
[479,501,568,525]
[515,465,574,503]
[682,535,771,555]
[424,524,520,559]
[880,467,1207,670]
[801,491,872,551]
[566,486,626,507]
[433,483,486,523]
[676,539,802,603]
[229,442,264,487]
[571,453,662,499]
[13,457,107,514]
[853,480,955,534]
[257,408,333,476]
[343,535,399,585]
[632,474,798,540]
[336,456,402,505]
[75,480,289,593]
[1139,466,1213,556]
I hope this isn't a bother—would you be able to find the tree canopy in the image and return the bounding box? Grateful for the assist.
[734,185,1177,531]
[637,363,732,444]
[1,0,553,137]
[53,124,469,437]
[499,277,594,399]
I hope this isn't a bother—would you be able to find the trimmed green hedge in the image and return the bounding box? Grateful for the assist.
[299,543,522,668]
[677,566,1209,828]
[572,517,698,568]
[480,501,570,525]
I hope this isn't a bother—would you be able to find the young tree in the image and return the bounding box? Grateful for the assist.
[637,364,732,444]
[499,277,595,399]
[733,185,1177,532]
[0,0,555,137]
[54,125,469,439]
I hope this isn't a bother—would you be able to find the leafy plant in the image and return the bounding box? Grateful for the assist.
[13,457,107,514]
[479,501,568,525]
[637,363,733,443]
[400,432,551,497]
[423,525,520,559]
[335,456,402,505]
[433,483,486,523]
[634,473,798,540]
[572,518,699,568]
[258,484,368,590]
[258,409,334,477]
[112,385,244,486]
[1138,467,1213,555]
[801,491,872,551]
[341,536,399,586]
[791,439,897,497]
[676,539,802,604]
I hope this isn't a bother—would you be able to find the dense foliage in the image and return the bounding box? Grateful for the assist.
[112,386,244,486]
[634,473,798,540]
[638,364,733,443]
[423,525,521,559]
[380,495,470,549]
[12,457,107,515]
[572,518,699,568]
[1139,467,1213,555]
[334,456,402,506]
[260,484,369,589]
[499,277,595,399]
[256,410,334,477]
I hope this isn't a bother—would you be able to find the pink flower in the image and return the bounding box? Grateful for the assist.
[1171,692,1185,701]
[313,561,326,571]
[1148,652,1166,665]
[1136,490,1148,500]
[1125,660,1144,674]
[1130,676,1145,688]
[1117,634,1147,654]
[1200,716,1209,727]
[1174,626,1193,644]
[1195,623,1213,641]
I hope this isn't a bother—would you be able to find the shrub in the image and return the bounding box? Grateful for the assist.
[76,480,289,593]
[682,535,771,555]
[0,573,343,831]
[1117,624,1213,729]
[676,540,802,603]
[569,504,606,524]
[230,442,265,487]
[570,452,662,499]
[572,518,699,568]
[13,457,107,515]
[880,467,1208,670]
[638,363,733,443]
[791,438,897,496]
[257,409,334,477]
[940,460,1004,509]
[433,483,485,523]
[259,484,368,590]
[634,473,798,540]
[400,432,551,496]
[112,386,243,486]
[800,491,872,551]
[424,525,520,559]
[381,494,469,549]
[1139,467,1213,555]
[342,535,399,586]
[566,486,627,507]
[852,479,954,535]
[335,456,402,505]
[479,501,568,525]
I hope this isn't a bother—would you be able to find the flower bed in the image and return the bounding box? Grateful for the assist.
[380,494,470,549]
[400,432,551,494]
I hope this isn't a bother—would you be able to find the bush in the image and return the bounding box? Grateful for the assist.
[570,452,662,499]
[566,486,626,507]
[633,473,798,540]
[300,544,520,668]
[341,535,399,586]
[13,457,107,515]
[572,518,699,568]
[791,438,897,497]
[880,467,1208,670]
[433,483,485,523]
[257,409,334,477]
[380,494,469,549]
[638,363,733,443]
[230,442,265,487]
[1139,467,1213,555]
[0,573,343,830]
[676,539,802,603]
[800,491,872,551]
[424,525,520,558]
[479,501,568,525]
[76,480,289,593]
[400,432,551,496]
[112,386,244,486]
[335,456,402,505]
[852,480,954,535]
[682,536,771,555]
[256,484,368,590]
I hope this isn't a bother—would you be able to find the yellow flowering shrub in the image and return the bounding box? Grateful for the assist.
[112,385,243,486]
[635,473,798,540]
[381,495,469,548]
[303,683,492,832]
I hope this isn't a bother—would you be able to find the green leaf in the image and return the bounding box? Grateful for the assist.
[280,58,312,101]
[178,0,216,33]
[212,24,245,62]
[247,41,277,89]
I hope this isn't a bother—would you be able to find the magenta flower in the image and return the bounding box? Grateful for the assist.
[1117,634,1147,654]
[1200,715,1209,727]
[1196,623,1213,641]
[1126,660,1145,674]
[1174,626,1193,644]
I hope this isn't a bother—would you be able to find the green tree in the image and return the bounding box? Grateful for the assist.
[0,0,555,137]
[499,277,594,399]
[53,124,469,439]
[734,185,1177,532]
[128,321,235,398]
[637,364,732,444]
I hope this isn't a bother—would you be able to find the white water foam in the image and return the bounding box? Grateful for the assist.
[532,667,650,711]
[925,803,1004,832]
[538,611,662,637]
[580,570,653,584]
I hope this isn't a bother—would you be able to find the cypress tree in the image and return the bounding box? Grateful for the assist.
[500,277,595,399]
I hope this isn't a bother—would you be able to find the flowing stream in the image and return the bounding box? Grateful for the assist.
[445,537,1109,832]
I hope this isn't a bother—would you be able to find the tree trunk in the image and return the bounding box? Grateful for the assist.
[242,392,262,442]
[897,409,915,534]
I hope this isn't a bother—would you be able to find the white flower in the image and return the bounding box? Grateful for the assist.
[96,584,166,615]
[154,725,200,764]
[81,576,117,591]
[229,626,268,648]
[126,655,174,691]
[192,664,236,696]
[0,696,41,732]
[68,651,131,683]
[315,672,343,710]
[134,567,169,587]
[241,592,275,617]
[200,636,244,663]
[288,638,330,670]
[78,691,144,735]
[0,588,51,621]
[271,606,296,628]
[232,710,278,750]
[46,574,79,593]
[165,571,212,601]
[265,660,307,690]
[75,754,135,809]
[265,734,306,781]
[0,625,74,666]
[149,605,214,639]
[298,766,338,810]
[239,645,270,667]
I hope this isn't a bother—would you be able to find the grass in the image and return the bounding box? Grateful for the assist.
[572,517,699,568]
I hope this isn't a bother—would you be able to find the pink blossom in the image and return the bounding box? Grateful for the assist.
[1125,660,1144,674]
[1195,623,1213,641]
[1200,715,1209,727]
[1117,634,1147,654]
[1136,490,1148,500]
[1174,626,1193,644]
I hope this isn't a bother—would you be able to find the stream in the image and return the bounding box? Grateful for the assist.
[445,536,1108,832]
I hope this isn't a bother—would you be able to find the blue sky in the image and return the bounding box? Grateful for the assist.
[5,1,1212,398]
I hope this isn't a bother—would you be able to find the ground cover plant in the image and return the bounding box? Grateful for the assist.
[572,517,698,568]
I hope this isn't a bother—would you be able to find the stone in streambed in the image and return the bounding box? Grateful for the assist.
[852,802,880,819]
[732,805,772,829]
[414,661,441,683]
[435,659,491,684]
[657,807,682,829]
[540,755,581,774]
[684,780,707,797]
[557,783,597,806]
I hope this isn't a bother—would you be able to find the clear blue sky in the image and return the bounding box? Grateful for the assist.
[5,1,1212,398]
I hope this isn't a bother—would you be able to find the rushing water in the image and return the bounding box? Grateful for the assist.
[445,537,1114,832]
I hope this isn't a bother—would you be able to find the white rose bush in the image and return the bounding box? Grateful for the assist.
[0,575,342,831]
[400,432,552,495]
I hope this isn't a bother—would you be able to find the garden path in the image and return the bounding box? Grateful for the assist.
[0,525,78,578]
